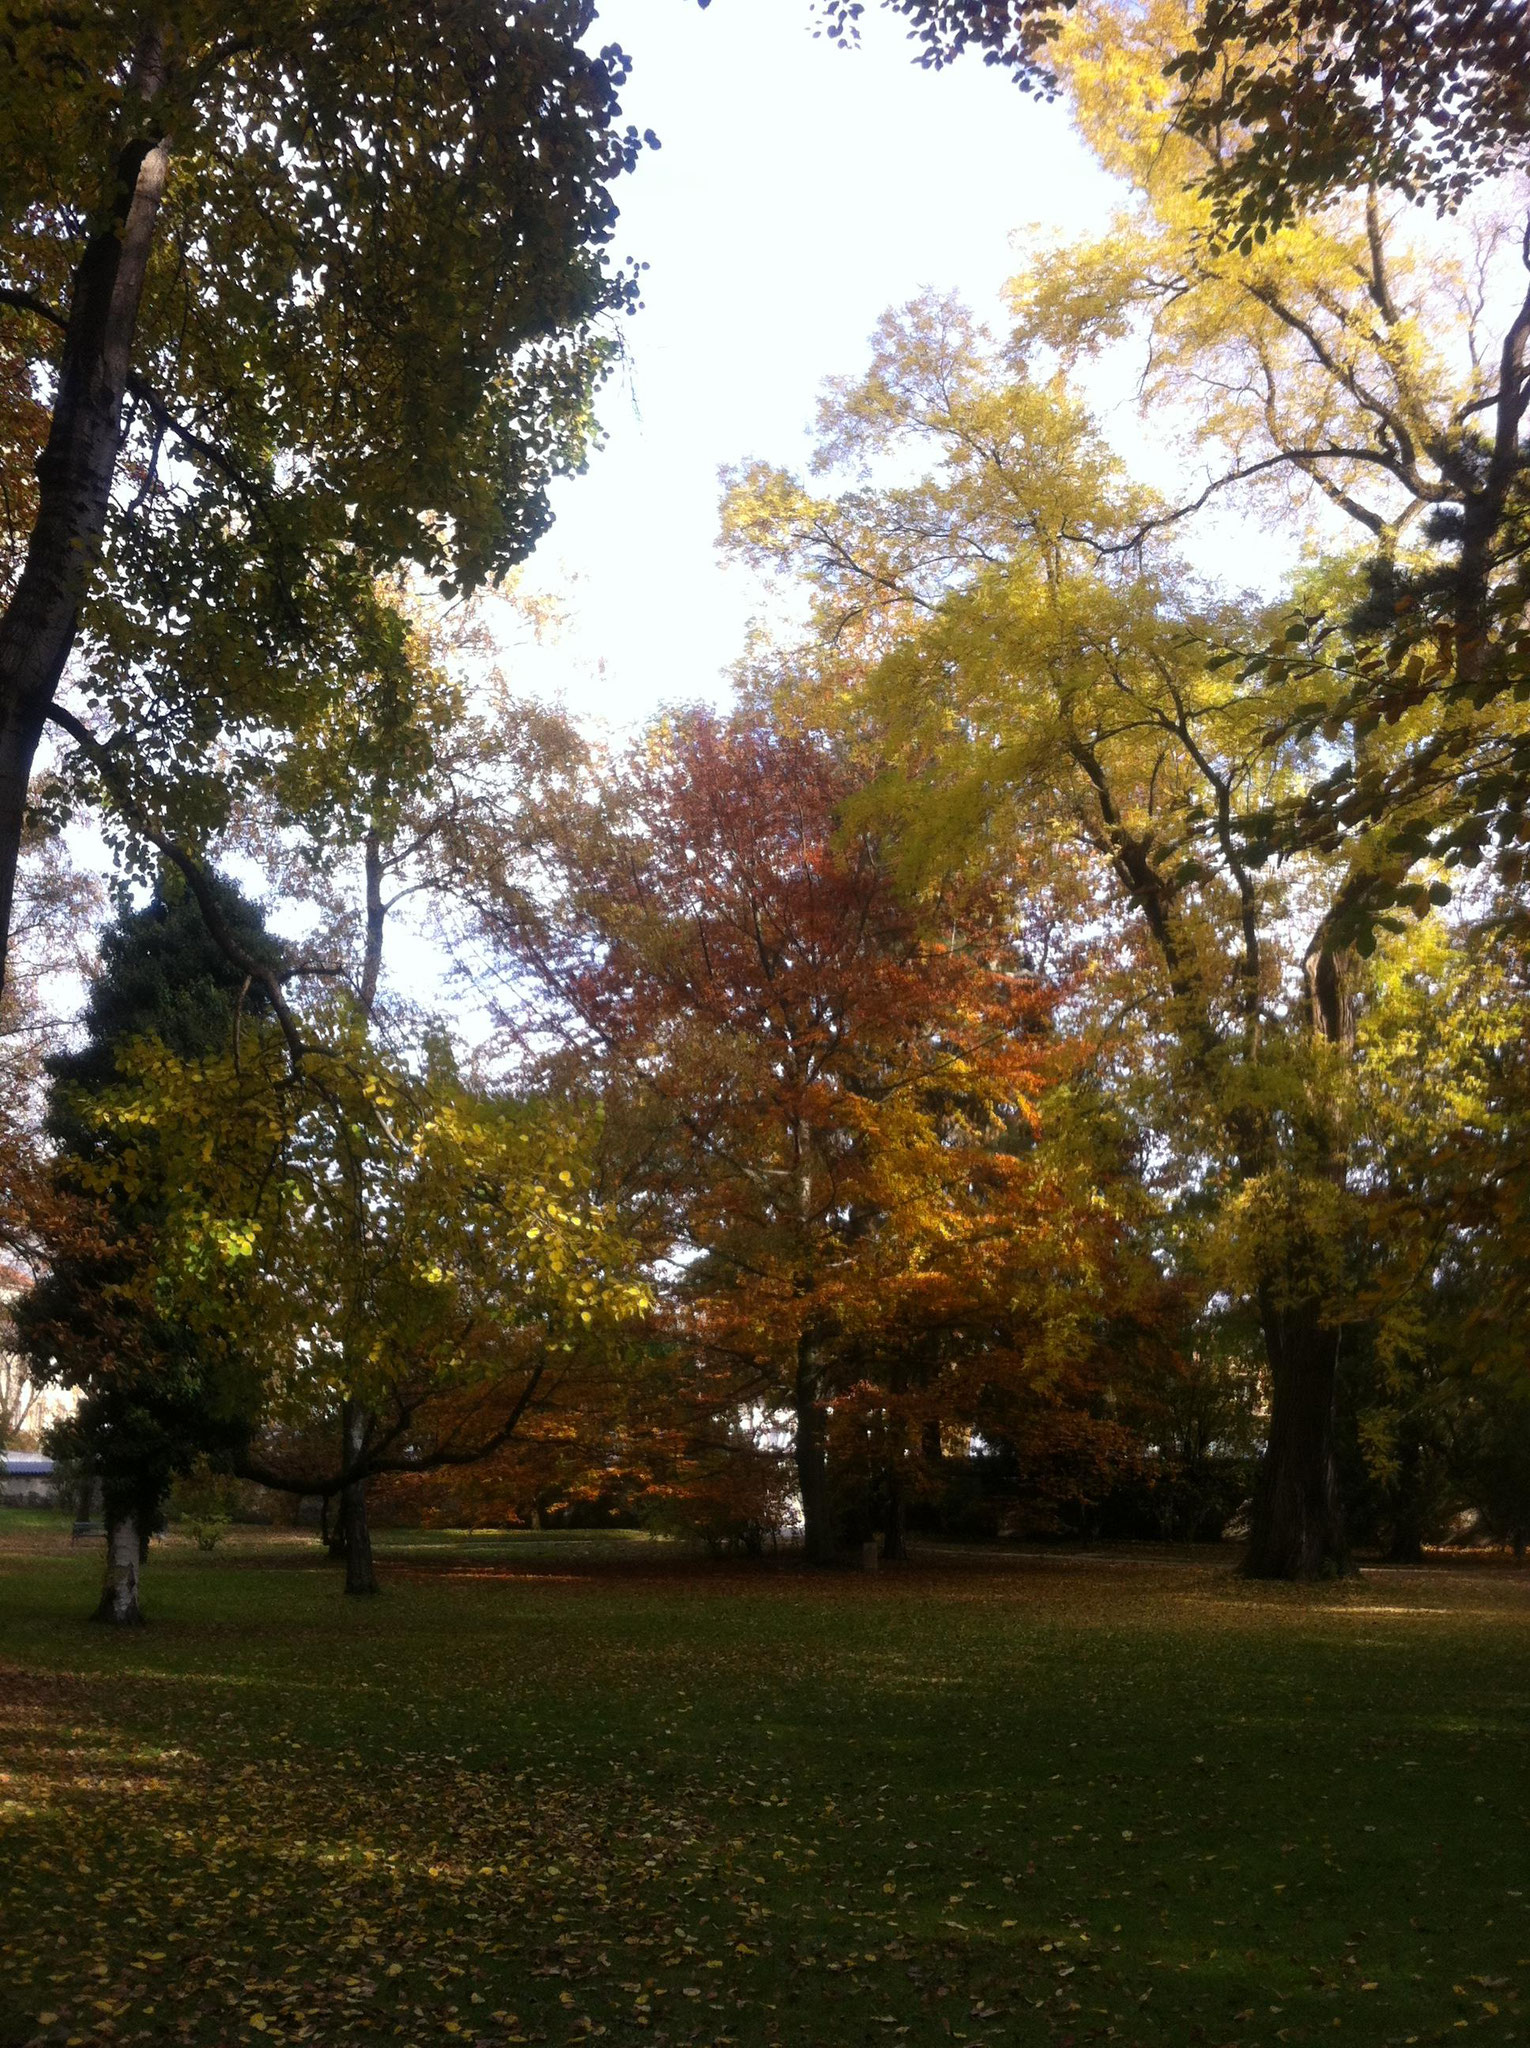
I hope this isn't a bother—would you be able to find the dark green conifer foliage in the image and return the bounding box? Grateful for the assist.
[19,875,279,1621]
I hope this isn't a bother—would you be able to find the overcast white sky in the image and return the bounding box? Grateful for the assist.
[500,0,1126,724]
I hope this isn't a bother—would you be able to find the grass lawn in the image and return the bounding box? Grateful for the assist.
[1,1521,1527,2048]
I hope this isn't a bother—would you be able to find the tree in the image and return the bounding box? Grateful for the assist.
[1166,0,1530,238]
[202,589,598,1589]
[1343,908,1530,1557]
[804,2,1530,940]
[721,288,1414,1573]
[0,2,647,997]
[1008,5,1530,906]
[95,1021,650,1593]
[720,0,1530,1583]
[471,705,1124,1562]
[43,585,642,1599]
[222,593,495,1591]
[813,1,1530,230]
[17,871,281,1622]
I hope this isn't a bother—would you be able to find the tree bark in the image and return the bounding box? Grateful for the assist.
[358,826,386,1017]
[342,1477,376,1595]
[0,34,171,1000]
[881,1459,909,1563]
[95,1513,145,1624]
[1244,932,1358,1581]
[1452,271,1530,692]
[1244,1303,1348,1579]
[794,1344,836,1566]
[339,1400,378,1595]
[1386,1434,1427,1564]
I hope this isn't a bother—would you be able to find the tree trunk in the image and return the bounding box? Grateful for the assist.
[95,1513,145,1624]
[1244,1304,1348,1579]
[339,1400,377,1595]
[1452,273,1530,694]
[342,1477,377,1595]
[1387,1519,1425,1566]
[0,41,170,999]
[794,1346,836,1566]
[882,1460,908,1563]
[1386,1435,1427,1564]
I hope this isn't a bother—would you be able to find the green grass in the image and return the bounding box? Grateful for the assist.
[2,1522,1528,2048]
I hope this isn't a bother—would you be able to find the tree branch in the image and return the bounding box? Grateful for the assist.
[0,286,67,331]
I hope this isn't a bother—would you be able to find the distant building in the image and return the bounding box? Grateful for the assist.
[0,1450,59,1507]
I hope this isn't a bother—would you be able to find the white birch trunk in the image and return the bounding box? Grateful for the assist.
[95,1514,144,1624]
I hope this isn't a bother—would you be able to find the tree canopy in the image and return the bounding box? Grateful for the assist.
[8,0,1530,1594]
[0,1,649,996]
[814,0,1530,229]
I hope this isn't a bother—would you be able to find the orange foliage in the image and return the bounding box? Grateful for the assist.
[477,708,1139,1554]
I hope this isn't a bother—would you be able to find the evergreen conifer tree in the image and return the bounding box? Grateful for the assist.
[19,873,280,1622]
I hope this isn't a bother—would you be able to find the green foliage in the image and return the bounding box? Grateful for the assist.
[77,1010,651,1499]
[0,1,651,982]
[1168,0,1530,235]
[170,1461,237,1552]
[1,1,643,585]
[18,872,281,1532]
[813,2,1530,229]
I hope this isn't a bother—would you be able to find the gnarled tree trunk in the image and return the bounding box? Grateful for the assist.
[1245,1302,1347,1579]
[95,1513,145,1624]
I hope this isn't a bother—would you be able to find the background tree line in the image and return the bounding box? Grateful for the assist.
[3,0,1529,1612]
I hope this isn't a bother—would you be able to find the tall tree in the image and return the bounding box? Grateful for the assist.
[18,871,280,1622]
[722,0,1530,1576]
[473,707,1116,1563]
[0,2,646,997]
[722,294,1400,1575]
[225,594,472,1593]
[215,593,596,1592]
[83,596,643,1595]
[801,1,1530,922]
[1007,4,1530,890]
